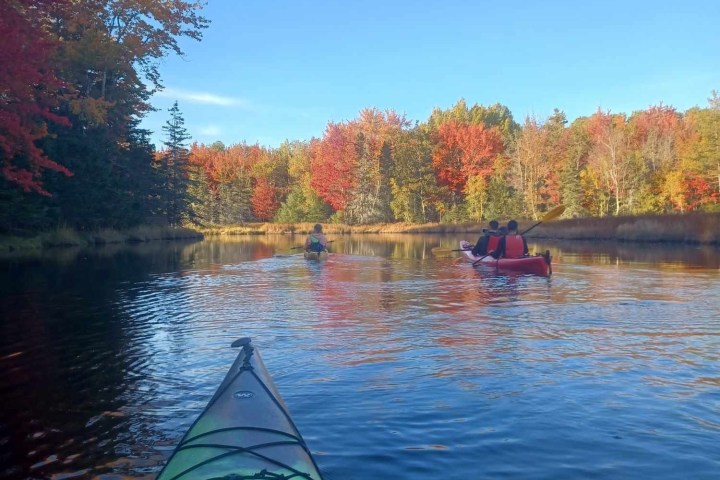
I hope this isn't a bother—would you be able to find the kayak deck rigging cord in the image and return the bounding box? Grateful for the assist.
[163,338,321,480]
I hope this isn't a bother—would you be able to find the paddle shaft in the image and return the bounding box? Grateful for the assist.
[291,240,335,250]
[432,247,466,254]
[472,252,494,266]
[520,222,542,236]
[521,205,566,235]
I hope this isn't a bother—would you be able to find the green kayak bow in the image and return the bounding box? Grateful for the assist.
[157,338,324,480]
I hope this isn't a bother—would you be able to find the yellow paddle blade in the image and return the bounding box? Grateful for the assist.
[431,247,454,258]
[541,204,565,222]
[431,246,471,257]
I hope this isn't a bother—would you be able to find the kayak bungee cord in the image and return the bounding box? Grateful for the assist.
[157,338,325,480]
[209,471,310,479]
[166,439,315,480]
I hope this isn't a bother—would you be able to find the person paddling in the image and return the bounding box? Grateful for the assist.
[305,224,328,253]
[471,219,500,256]
[492,219,528,259]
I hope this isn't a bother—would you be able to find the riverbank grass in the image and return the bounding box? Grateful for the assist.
[3,213,718,252]
[197,222,486,236]
[1,225,203,251]
[530,212,720,245]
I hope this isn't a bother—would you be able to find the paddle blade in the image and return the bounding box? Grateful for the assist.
[432,246,471,254]
[541,204,565,222]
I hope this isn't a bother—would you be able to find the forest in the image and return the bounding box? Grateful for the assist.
[2,0,719,236]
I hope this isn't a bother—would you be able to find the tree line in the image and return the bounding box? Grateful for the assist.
[2,1,719,234]
[185,99,720,227]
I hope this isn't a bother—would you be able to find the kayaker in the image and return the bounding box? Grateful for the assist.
[492,219,528,259]
[471,219,500,256]
[305,223,328,253]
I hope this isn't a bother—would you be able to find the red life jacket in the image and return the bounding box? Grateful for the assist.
[487,235,501,253]
[504,235,525,258]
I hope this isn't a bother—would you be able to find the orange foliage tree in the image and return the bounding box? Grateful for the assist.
[431,120,505,195]
[251,177,281,221]
[309,122,359,212]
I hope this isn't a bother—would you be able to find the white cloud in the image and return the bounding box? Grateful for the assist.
[198,125,222,136]
[157,87,249,107]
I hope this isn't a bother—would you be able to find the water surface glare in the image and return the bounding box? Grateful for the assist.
[1,236,719,479]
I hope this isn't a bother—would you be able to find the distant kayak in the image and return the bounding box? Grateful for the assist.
[459,240,551,276]
[304,250,328,261]
[156,338,324,480]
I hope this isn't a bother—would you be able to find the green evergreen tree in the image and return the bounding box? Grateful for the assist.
[217,176,254,224]
[187,163,214,226]
[390,127,440,223]
[274,184,332,222]
[161,102,192,226]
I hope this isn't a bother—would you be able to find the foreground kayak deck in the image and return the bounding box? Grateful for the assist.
[157,338,324,480]
[459,240,552,276]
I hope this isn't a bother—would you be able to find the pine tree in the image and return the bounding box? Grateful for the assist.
[161,102,192,226]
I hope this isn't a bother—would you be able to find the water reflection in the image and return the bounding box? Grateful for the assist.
[0,235,719,479]
[534,239,720,269]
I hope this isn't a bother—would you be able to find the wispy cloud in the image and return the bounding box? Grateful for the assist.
[198,125,222,136]
[157,87,249,107]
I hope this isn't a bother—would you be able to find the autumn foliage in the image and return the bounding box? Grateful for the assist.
[181,97,720,227]
[251,178,282,221]
[1,2,719,232]
[309,123,359,211]
[0,0,72,195]
[432,120,504,193]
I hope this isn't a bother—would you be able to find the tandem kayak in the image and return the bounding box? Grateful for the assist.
[459,240,552,276]
[156,338,324,480]
[303,251,328,261]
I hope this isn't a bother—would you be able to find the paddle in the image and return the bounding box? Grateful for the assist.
[471,252,495,266]
[472,205,565,266]
[520,204,566,235]
[275,240,335,257]
[430,246,472,255]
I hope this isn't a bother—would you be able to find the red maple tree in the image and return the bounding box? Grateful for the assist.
[309,123,358,211]
[0,0,72,195]
[432,120,504,194]
[251,177,281,221]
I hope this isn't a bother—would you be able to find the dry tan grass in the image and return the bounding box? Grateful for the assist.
[530,212,720,244]
[41,227,86,247]
[125,225,203,242]
[5,213,717,252]
[197,221,490,235]
[91,228,127,244]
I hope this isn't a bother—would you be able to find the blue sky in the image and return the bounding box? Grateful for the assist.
[140,0,720,149]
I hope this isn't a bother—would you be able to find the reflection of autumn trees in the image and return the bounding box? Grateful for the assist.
[533,239,720,269]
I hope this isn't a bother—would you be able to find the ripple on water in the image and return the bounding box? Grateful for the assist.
[1,248,720,479]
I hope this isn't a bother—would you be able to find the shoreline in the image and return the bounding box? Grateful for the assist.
[0,226,203,253]
[2,212,718,253]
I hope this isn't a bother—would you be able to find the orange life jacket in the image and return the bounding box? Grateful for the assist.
[503,235,525,258]
[487,235,501,253]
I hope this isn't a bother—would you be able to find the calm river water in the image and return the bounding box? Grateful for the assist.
[1,234,719,479]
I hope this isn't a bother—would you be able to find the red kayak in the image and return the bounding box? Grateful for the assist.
[459,240,552,276]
